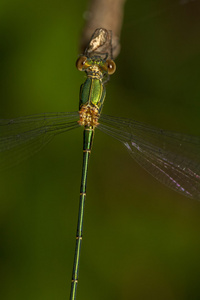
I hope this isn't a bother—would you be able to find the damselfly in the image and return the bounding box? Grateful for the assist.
[1,28,200,300]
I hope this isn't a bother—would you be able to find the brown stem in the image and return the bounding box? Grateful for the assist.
[79,0,126,59]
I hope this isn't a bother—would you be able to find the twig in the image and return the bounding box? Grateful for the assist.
[79,0,126,59]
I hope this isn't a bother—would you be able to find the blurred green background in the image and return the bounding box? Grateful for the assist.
[1,0,200,299]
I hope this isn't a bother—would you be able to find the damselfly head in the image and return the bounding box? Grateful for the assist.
[76,55,116,75]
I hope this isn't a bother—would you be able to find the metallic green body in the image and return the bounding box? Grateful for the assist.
[70,75,105,300]
[79,77,106,114]
[70,128,94,300]
[70,28,113,300]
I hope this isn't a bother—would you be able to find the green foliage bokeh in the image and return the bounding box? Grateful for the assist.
[1,1,200,299]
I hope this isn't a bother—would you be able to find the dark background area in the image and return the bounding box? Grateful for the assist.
[0,0,200,299]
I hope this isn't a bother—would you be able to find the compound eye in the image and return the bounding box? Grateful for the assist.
[76,56,87,71]
[106,59,116,75]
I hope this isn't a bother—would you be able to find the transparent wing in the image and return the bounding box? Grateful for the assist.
[98,114,200,200]
[0,112,80,169]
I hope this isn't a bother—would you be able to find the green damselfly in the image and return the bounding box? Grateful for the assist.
[1,28,200,300]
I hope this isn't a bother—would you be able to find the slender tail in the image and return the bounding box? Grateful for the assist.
[69,127,94,300]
